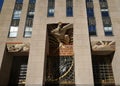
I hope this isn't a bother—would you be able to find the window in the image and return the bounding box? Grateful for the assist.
[9,26,18,37]
[9,19,19,37]
[8,0,23,38]
[16,0,23,3]
[86,0,93,2]
[101,10,109,17]
[99,0,113,36]
[15,3,22,10]
[29,0,36,3]
[28,3,35,12]
[99,0,107,2]
[13,10,21,19]
[24,19,33,37]
[86,0,96,36]
[86,2,93,8]
[24,0,36,37]
[88,17,96,25]
[87,8,94,17]
[11,19,20,26]
[66,0,73,17]
[24,27,32,37]
[102,17,111,26]
[47,0,55,17]
[100,2,108,9]
[0,0,4,12]
[89,25,96,35]
[104,26,113,36]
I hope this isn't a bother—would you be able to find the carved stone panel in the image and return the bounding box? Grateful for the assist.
[91,41,115,51]
[7,42,30,52]
[91,41,115,55]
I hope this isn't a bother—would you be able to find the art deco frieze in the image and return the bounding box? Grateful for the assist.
[91,41,115,51]
[7,42,30,52]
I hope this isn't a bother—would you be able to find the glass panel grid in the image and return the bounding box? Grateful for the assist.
[93,64,115,84]
[46,56,75,84]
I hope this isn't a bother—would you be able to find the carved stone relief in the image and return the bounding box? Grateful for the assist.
[7,42,30,52]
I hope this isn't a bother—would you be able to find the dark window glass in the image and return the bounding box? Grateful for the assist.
[0,0,4,12]
[86,0,96,36]
[86,2,93,8]
[87,8,94,17]
[26,19,33,27]
[89,25,96,35]
[88,17,96,25]
[29,0,36,3]
[11,19,20,26]
[16,0,23,3]
[66,0,73,17]
[47,0,55,17]
[27,12,34,19]
[105,31,113,36]
[100,2,108,9]
[101,11,109,17]
[28,3,35,12]
[99,0,107,2]
[86,0,93,2]
[102,17,111,26]
[15,3,22,10]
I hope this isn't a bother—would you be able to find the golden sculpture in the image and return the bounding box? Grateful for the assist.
[51,22,73,48]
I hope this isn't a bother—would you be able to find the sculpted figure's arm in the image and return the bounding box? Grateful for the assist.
[62,23,73,31]
[50,23,72,48]
[51,23,61,36]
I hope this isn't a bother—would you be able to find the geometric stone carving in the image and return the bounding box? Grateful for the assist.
[91,41,115,51]
[7,42,30,52]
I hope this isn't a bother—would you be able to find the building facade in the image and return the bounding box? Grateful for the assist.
[0,0,120,86]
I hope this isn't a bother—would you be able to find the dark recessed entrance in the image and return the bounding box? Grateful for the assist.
[8,56,28,86]
[92,53,115,86]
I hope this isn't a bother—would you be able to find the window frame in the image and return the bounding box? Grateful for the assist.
[47,0,55,17]
[66,0,73,17]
